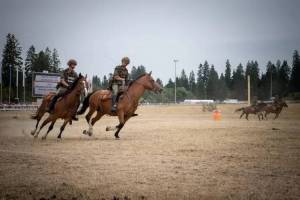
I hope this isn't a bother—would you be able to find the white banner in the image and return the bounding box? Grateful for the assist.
[32,72,60,97]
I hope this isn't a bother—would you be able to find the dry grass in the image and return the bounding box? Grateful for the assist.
[0,104,299,200]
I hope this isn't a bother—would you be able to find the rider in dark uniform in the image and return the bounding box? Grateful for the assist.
[111,57,130,112]
[47,59,79,120]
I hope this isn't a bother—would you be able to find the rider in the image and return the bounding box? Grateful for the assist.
[110,57,130,112]
[251,96,258,107]
[47,59,79,120]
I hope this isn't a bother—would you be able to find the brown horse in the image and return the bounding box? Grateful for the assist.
[77,72,162,139]
[30,75,88,135]
[235,102,267,120]
[31,74,87,139]
[261,101,288,120]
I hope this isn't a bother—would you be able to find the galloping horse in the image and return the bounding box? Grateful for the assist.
[31,74,87,139]
[261,101,288,120]
[77,72,162,139]
[31,75,88,134]
[235,102,267,120]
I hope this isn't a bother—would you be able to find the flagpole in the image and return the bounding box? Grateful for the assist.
[9,64,11,104]
[0,64,2,104]
[23,66,25,104]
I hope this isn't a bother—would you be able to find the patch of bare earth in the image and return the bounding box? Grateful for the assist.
[0,104,299,199]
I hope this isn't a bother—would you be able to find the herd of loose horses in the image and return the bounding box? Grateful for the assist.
[29,73,288,140]
[235,101,288,120]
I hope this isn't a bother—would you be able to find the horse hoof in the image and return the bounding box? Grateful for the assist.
[88,131,93,137]
[30,130,35,136]
[83,130,87,135]
[57,136,62,139]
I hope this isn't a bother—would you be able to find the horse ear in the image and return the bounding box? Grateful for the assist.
[79,73,82,78]
[85,74,87,79]
[149,71,152,76]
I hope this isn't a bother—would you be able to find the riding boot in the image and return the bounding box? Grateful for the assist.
[47,96,59,113]
[111,95,118,112]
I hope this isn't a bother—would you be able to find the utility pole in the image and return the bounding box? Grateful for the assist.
[9,64,12,104]
[247,75,251,106]
[16,66,19,103]
[23,66,25,104]
[174,59,179,104]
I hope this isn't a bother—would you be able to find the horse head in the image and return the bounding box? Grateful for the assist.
[140,71,163,93]
[73,73,87,96]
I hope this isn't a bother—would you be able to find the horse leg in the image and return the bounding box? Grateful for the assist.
[85,112,103,136]
[83,107,96,135]
[42,119,57,140]
[246,113,249,120]
[33,115,54,138]
[240,111,245,119]
[57,119,69,139]
[265,112,268,120]
[274,113,279,120]
[114,112,130,139]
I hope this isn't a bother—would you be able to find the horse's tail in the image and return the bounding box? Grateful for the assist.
[31,96,48,119]
[235,107,244,112]
[77,91,95,115]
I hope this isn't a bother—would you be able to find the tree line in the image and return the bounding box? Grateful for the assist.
[1,33,62,102]
[1,33,300,103]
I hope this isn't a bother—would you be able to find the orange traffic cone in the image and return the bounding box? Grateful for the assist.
[213,110,221,121]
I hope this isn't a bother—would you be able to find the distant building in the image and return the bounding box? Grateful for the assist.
[183,99,214,104]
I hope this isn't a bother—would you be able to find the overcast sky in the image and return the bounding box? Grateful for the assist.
[1,0,300,83]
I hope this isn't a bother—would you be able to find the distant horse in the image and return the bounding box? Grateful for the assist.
[77,72,162,139]
[31,75,88,134]
[235,102,267,120]
[31,74,87,139]
[261,101,288,120]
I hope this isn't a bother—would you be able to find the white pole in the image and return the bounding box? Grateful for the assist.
[174,59,179,104]
[0,64,2,104]
[16,66,19,103]
[23,66,25,104]
[248,75,251,106]
[9,64,11,104]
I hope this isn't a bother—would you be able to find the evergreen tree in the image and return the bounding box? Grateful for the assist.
[245,60,260,98]
[202,61,210,98]
[232,63,246,100]
[278,60,290,96]
[217,73,228,100]
[102,75,109,89]
[130,66,138,80]
[51,48,61,73]
[207,65,218,99]
[225,59,232,89]
[289,50,300,92]
[165,78,174,88]
[92,75,101,90]
[179,69,188,90]
[188,70,196,95]
[25,45,36,76]
[1,33,23,88]
[196,63,205,98]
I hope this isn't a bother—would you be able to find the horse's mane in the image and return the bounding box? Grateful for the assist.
[129,73,147,87]
[61,76,82,97]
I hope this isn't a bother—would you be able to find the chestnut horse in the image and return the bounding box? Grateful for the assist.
[77,72,162,139]
[31,74,87,139]
[30,75,88,135]
[261,101,288,120]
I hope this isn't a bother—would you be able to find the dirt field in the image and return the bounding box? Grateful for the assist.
[0,104,299,200]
